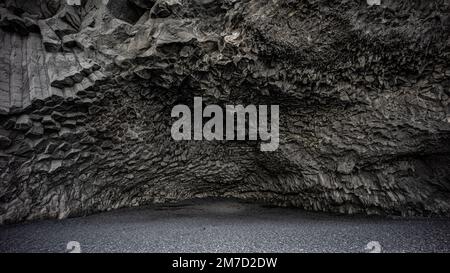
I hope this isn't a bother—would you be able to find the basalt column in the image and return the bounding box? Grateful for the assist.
[1,0,450,224]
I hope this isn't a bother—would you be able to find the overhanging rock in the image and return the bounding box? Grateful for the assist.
[0,0,450,224]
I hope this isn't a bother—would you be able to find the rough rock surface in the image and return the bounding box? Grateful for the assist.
[0,0,449,224]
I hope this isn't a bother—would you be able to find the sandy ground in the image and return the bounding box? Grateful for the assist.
[1,198,449,253]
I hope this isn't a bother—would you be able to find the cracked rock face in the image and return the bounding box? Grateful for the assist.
[0,0,450,223]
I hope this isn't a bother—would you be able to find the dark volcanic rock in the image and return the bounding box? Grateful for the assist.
[129,0,157,9]
[107,0,146,24]
[0,0,450,224]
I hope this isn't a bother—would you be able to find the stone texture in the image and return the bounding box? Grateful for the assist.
[0,0,450,224]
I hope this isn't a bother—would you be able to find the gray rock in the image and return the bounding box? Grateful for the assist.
[0,0,450,224]
[129,0,157,9]
[14,115,32,131]
[107,0,146,24]
[4,0,61,19]
[26,123,44,137]
[0,135,11,149]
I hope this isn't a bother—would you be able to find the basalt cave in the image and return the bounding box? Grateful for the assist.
[0,0,450,224]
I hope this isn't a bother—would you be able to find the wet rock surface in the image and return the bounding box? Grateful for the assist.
[0,0,450,223]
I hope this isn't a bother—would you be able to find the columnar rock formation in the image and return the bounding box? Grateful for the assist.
[0,0,449,223]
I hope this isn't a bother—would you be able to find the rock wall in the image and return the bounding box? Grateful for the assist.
[0,0,450,223]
